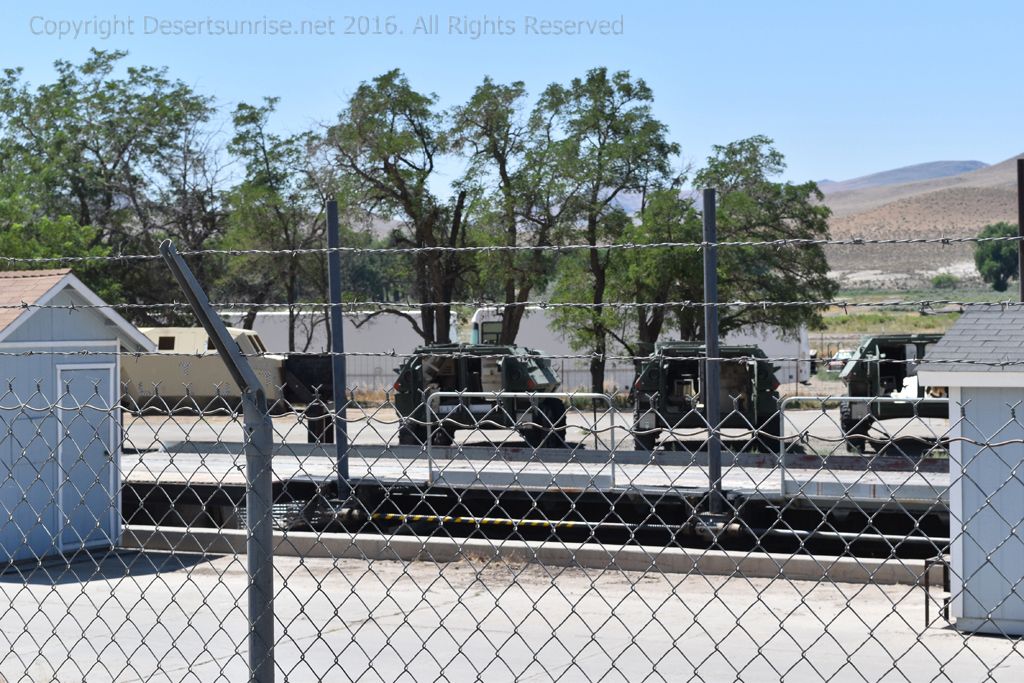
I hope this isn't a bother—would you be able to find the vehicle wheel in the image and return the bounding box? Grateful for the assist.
[430,426,455,447]
[634,431,658,451]
[521,400,568,449]
[757,415,782,455]
[840,402,870,454]
[543,398,569,448]
[305,402,333,444]
[397,425,426,446]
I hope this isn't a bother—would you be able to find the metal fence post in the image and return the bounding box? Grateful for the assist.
[326,200,351,502]
[1017,157,1023,303]
[160,240,275,683]
[702,188,724,516]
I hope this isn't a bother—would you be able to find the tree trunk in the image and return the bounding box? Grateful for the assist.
[420,305,435,344]
[589,339,606,396]
[499,285,533,345]
[436,304,452,344]
[287,265,298,353]
[588,218,607,395]
[637,308,665,346]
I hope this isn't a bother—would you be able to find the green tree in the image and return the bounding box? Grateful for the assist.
[682,136,837,339]
[544,68,680,393]
[0,50,222,321]
[326,69,477,344]
[974,222,1019,292]
[451,77,567,343]
[0,192,115,300]
[605,188,701,354]
[223,97,328,351]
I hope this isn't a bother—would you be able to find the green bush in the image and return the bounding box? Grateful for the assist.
[930,273,959,289]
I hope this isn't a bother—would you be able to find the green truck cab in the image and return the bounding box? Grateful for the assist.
[631,342,782,452]
[838,333,946,452]
[393,343,568,447]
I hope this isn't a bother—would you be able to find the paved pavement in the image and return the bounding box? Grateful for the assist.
[124,407,949,455]
[1,550,1020,682]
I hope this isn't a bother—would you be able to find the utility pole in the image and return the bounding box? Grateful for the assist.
[327,200,351,502]
[702,188,723,516]
[1018,158,1024,302]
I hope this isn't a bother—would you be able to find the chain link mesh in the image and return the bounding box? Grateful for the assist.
[0,349,1022,681]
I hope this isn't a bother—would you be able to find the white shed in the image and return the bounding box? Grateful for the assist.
[0,269,153,564]
[918,307,1024,636]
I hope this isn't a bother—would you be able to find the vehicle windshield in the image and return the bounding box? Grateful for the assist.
[525,350,558,386]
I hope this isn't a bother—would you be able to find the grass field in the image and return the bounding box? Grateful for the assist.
[837,285,1006,304]
[819,283,1008,335]
[820,310,960,335]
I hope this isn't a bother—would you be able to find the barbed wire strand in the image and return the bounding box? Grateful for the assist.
[0,298,1015,313]
[0,232,1021,265]
[1,348,1018,366]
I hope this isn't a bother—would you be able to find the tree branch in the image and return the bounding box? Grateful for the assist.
[353,308,427,341]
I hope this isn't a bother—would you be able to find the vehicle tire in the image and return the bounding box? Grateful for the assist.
[430,426,455,447]
[305,402,332,444]
[543,398,569,448]
[397,424,426,446]
[521,399,568,449]
[634,431,658,451]
[757,415,782,455]
[840,402,870,454]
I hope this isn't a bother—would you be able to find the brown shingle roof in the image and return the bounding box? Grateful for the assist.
[0,269,72,333]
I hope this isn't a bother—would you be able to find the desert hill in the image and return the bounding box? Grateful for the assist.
[821,154,1021,286]
[819,160,987,195]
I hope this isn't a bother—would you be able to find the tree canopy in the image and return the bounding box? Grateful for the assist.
[0,53,840,368]
[974,222,1019,292]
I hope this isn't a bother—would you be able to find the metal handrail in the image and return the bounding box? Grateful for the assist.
[425,391,617,486]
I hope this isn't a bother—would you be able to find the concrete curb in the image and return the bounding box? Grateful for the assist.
[122,525,940,586]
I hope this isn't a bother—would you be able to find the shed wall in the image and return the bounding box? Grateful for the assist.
[0,302,121,563]
[5,289,117,344]
[952,386,1024,634]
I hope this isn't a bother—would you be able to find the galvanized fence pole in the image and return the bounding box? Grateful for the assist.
[326,200,351,502]
[1018,158,1023,303]
[702,188,724,516]
[160,240,276,683]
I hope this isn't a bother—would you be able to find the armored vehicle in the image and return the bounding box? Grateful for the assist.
[393,344,568,447]
[838,333,946,452]
[123,327,287,411]
[631,342,782,451]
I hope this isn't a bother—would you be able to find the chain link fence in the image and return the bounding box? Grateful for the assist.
[1,235,1024,681]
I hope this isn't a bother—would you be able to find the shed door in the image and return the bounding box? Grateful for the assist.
[0,411,58,562]
[57,365,116,552]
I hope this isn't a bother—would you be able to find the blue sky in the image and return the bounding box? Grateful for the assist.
[2,0,1022,185]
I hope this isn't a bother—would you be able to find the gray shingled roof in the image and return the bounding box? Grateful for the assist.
[919,306,1024,373]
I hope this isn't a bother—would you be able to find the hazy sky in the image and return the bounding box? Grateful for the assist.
[3,0,1021,185]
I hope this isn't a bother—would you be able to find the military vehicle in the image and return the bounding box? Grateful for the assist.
[393,344,568,447]
[123,327,287,410]
[838,333,946,452]
[631,342,782,451]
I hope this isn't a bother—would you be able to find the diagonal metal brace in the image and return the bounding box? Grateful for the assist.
[160,239,276,683]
